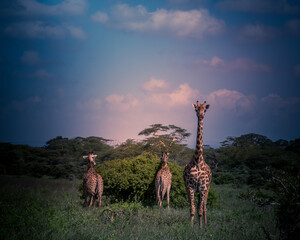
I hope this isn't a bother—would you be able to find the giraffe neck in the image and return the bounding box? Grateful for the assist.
[193,117,204,165]
[88,161,93,169]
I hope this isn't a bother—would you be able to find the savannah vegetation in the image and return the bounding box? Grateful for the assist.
[0,124,299,239]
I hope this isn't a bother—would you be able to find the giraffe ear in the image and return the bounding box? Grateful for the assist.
[206,104,210,109]
[192,104,196,109]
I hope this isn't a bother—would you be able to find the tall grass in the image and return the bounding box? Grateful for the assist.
[0,175,278,240]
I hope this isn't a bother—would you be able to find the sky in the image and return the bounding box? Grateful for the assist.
[0,0,300,148]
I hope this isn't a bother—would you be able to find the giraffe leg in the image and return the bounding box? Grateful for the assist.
[161,186,167,207]
[198,191,205,229]
[156,185,161,206]
[88,195,94,207]
[83,185,87,207]
[204,187,209,225]
[98,194,102,207]
[188,187,195,227]
[167,185,171,209]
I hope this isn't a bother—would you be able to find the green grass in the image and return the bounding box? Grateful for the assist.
[0,175,279,240]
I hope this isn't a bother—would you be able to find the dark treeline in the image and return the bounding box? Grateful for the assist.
[0,132,299,185]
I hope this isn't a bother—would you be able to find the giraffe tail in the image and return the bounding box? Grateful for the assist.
[94,181,99,200]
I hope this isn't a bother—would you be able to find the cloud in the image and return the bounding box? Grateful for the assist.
[207,89,256,114]
[92,4,225,40]
[217,0,300,14]
[73,78,300,146]
[9,0,88,16]
[21,50,40,65]
[294,64,300,77]
[286,19,300,37]
[105,93,139,111]
[5,21,87,39]
[65,25,87,40]
[77,98,102,111]
[141,77,168,92]
[32,69,53,79]
[237,23,280,43]
[261,94,300,115]
[147,83,199,107]
[196,56,272,73]
[10,96,41,111]
[91,11,109,23]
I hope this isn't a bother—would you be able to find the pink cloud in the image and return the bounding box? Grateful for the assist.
[105,93,139,110]
[146,83,199,107]
[141,77,168,92]
[207,89,257,113]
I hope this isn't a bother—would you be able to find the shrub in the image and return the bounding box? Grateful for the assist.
[214,173,236,185]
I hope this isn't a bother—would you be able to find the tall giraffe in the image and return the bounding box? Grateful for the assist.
[83,152,104,207]
[183,101,212,228]
[155,152,172,209]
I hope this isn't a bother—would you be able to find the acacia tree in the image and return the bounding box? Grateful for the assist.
[138,124,191,162]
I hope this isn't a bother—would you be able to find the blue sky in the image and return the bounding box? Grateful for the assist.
[0,0,300,147]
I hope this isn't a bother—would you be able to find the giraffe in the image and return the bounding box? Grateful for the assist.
[83,152,104,207]
[183,101,212,228]
[155,152,172,209]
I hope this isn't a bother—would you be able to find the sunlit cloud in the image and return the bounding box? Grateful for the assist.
[91,4,225,40]
[196,56,272,73]
[74,79,300,145]
[207,89,257,114]
[146,83,199,107]
[105,93,139,111]
[141,77,169,92]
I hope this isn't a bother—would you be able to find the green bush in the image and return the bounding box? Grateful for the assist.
[94,152,218,208]
[214,173,236,185]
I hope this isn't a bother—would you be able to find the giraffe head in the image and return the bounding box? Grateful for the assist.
[161,152,169,166]
[193,101,210,120]
[88,152,97,166]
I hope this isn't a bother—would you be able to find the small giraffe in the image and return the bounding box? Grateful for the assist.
[183,101,212,228]
[83,152,104,207]
[155,152,172,209]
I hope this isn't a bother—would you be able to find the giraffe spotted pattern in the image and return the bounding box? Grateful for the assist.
[155,152,172,208]
[183,101,212,229]
[83,152,104,207]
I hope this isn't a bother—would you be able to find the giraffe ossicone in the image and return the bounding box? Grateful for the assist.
[183,101,212,228]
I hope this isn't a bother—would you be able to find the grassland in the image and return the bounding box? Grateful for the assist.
[0,175,279,240]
